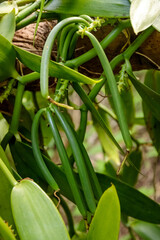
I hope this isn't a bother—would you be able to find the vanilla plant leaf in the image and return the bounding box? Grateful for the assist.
[0,10,15,42]
[0,35,19,81]
[127,69,160,121]
[87,185,120,240]
[44,0,130,18]
[14,46,101,85]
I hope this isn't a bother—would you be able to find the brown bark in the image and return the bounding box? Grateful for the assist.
[13,21,160,80]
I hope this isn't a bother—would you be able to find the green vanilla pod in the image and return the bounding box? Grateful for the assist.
[31,108,59,190]
[46,108,87,217]
[52,105,96,213]
[84,31,132,150]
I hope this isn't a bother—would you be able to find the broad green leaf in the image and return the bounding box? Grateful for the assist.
[0,10,15,42]
[9,141,42,184]
[44,0,130,17]
[11,179,70,240]
[0,146,15,227]
[142,70,160,153]
[127,68,160,121]
[119,149,142,186]
[0,35,19,81]
[87,185,120,240]
[97,173,160,224]
[13,141,160,224]
[0,1,18,17]
[14,46,101,85]
[0,217,16,240]
[130,0,160,34]
[131,220,160,240]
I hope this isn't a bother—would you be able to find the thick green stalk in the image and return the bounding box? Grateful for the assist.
[16,0,41,23]
[124,26,154,59]
[16,12,57,30]
[1,82,25,149]
[16,0,35,5]
[54,79,69,102]
[17,72,40,84]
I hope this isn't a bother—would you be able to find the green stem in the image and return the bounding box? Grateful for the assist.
[0,158,17,187]
[16,0,41,23]
[18,3,32,11]
[54,79,69,102]
[1,82,25,149]
[16,0,35,6]
[16,11,38,29]
[124,26,154,59]
[16,12,57,30]
[17,72,40,84]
